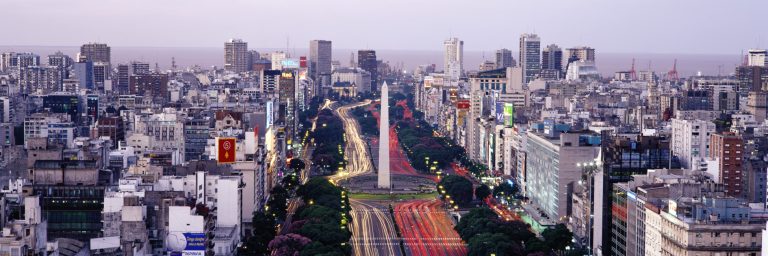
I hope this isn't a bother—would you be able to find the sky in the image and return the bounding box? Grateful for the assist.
[1,0,766,54]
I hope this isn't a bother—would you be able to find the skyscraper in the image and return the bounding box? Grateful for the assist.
[357,50,377,91]
[309,40,332,86]
[748,49,767,67]
[224,39,249,73]
[444,38,464,81]
[542,44,563,72]
[519,34,541,84]
[495,48,515,69]
[565,46,596,68]
[79,43,111,63]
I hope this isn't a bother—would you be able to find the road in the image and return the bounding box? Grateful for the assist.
[328,100,374,185]
[394,200,467,256]
[349,199,403,256]
[329,100,406,256]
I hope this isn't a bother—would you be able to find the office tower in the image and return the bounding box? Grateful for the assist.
[671,118,715,168]
[19,66,63,94]
[224,39,249,73]
[378,82,390,189]
[79,43,111,63]
[736,65,768,93]
[93,62,110,90]
[748,49,767,67]
[309,40,332,86]
[593,135,678,255]
[565,46,596,71]
[247,50,260,71]
[73,60,94,90]
[130,73,169,103]
[357,50,377,91]
[710,132,744,197]
[47,52,73,69]
[519,34,541,84]
[271,51,287,70]
[261,70,281,93]
[524,128,600,220]
[495,48,515,69]
[444,37,464,81]
[542,44,563,73]
[16,53,40,68]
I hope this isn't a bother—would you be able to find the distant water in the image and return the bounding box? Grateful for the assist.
[0,45,742,78]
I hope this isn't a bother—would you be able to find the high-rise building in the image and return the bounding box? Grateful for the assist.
[47,52,73,69]
[357,50,377,91]
[748,49,767,67]
[495,48,515,69]
[129,73,169,103]
[444,38,464,82]
[671,118,715,168]
[710,132,744,197]
[224,39,249,73]
[271,51,287,70]
[542,44,563,76]
[519,34,541,84]
[565,46,596,71]
[79,43,111,63]
[309,40,332,86]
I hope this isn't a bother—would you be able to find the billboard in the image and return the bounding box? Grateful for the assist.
[167,232,205,255]
[281,59,300,69]
[217,137,236,164]
[503,103,514,127]
[266,101,273,129]
[495,102,504,125]
[457,100,470,109]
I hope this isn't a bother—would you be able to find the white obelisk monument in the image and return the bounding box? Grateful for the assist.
[377,82,391,189]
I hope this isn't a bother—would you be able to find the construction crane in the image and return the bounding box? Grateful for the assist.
[667,59,679,81]
[630,58,637,80]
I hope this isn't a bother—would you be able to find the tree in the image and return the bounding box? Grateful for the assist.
[290,159,306,172]
[268,185,289,221]
[268,234,312,256]
[542,223,574,252]
[467,232,524,256]
[493,182,518,198]
[475,184,491,201]
[300,241,347,256]
[239,211,276,256]
[439,175,473,206]
[282,174,299,192]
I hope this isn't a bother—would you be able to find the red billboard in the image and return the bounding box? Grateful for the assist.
[217,137,236,164]
[457,100,470,109]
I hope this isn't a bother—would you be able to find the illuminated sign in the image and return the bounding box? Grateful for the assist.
[281,59,300,69]
[457,100,470,109]
[167,232,205,255]
[266,101,273,129]
[495,102,504,125]
[503,103,514,127]
[217,137,236,164]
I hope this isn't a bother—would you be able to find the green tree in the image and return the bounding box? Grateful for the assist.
[267,185,289,221]
[239,211,276,255]
[438,175,473,206]
[542,223,574,252]
[290,159,306,172]
[475,184,491,201]
[492,182,518,198]
[467,232,524,256]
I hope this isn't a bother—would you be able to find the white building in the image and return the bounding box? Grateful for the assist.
[671,118,715,169]
[23,113,74,149]
[748,49,767,67]
[331,67,371,93]
[444,38,463,83]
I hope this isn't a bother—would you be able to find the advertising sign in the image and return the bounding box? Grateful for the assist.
[503,103,514,127]
[217,137,236,164]
[266,101,273,129]
[457,100,470,109]
[281,59,300,69]
[167,232,205,255]
[495,102,504,125]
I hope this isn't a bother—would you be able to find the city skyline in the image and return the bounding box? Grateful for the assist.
[2,0,766,54]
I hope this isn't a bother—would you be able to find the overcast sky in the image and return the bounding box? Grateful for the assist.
[2,0,765,54]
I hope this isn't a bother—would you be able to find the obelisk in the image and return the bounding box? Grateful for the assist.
[377,82,391,189]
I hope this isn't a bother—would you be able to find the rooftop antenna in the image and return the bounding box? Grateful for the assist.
[171,57,176,70]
